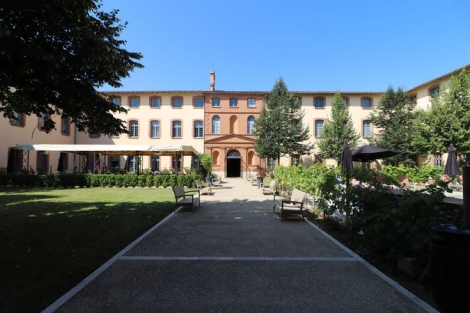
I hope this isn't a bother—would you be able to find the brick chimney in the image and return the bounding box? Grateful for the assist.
[210,70,215,91]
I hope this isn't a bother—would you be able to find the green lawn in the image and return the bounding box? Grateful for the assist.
[0,187,175,313]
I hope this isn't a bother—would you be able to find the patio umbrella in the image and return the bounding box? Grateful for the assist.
[444,143,460,176]
[352,145,402,162]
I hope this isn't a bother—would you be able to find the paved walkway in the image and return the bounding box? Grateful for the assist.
[43,178,439,313]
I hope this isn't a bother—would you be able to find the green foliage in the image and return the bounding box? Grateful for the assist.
[254,78,314,162]
[146,175,154,187]
[368,86,417,166]
[350,188,442,259]
[138,175,147,187]
[0,172,199,189]
[199,153,213,177]
[154,175,163,187]
[379,165,443,183]
[273,164,338,202]
[412,69,470,155]
[0,0,143,135]
[317,92,360,161]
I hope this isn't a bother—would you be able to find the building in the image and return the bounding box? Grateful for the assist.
[1,65,469,177]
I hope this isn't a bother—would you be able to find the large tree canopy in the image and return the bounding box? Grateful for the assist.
[316,92,359,162]
[412,69,470,155]
[253,78,313,163]
[0,0,143,135]
[368,86,416,166]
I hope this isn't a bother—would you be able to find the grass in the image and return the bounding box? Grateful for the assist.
[0,187,175,313]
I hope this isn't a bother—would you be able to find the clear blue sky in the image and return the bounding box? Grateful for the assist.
[99,0,470,93]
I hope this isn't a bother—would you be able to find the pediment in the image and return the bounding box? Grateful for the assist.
[205,134,254,145]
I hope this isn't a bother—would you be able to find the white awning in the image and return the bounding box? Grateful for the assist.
[15,144,200,156]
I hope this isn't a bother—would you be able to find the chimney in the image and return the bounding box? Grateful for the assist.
[210,70,215,91]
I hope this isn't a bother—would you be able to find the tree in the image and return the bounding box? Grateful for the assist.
[412,69,470,156]
[199,153,213,178]
[253,78,313,164]
[0,0,143,136]
[316,92,359,162]
[368,86,416,166]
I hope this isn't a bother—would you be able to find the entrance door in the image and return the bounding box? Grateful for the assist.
[227,158,241,177]
[226,150,242,178]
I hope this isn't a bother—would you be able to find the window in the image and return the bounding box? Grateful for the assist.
[342,97,349,106]
[109,156,119,170]
[89,133,100,138]
[61,117,69,135]
[127,156,137,171]
[172,120,182,138]
[129,120,139,138]
[150,120,160,138]
[315,120,324,138]
[112,97,121,106]
[194,97,204,108]
[211,97,220,107]
[429,86,440,98]
[37,151,49,173]
[295,96,302,105]
[314,97,325,108]
[172,97,183,108]
[10,112,24,126]
[434,153,442,167]
[193,156,200,169]
[409,95,417,104]
[229,97,238,107]
[363,120,371,138]
[150,97,161,108]
[172,155,181,171]
[361,97,372,109]
[268,158,275,172]
[194,120,203,138]
[291,155,300,165]
[58,152,68,173]
[151,156,160,172]
[247,98,256,108]
[247,116,255,134]
[7,148,23,173]
[39,113,49,131]
[129,96,140,108]
[212,116,220,134]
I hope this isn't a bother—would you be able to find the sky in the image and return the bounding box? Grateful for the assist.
[99,0,470,93]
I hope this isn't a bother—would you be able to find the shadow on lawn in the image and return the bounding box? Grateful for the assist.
[0,198,174,313]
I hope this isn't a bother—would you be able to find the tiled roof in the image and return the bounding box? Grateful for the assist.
[407,63,470,93]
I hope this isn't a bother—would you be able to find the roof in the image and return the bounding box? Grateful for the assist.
[407,63,470,93]
[15,144,200,156]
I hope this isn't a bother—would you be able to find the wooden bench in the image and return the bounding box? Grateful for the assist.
[196,179,212,195]
[171,186,200,212]
[212,177,221,187]
[262,180,277,195]
[273,188,306,220]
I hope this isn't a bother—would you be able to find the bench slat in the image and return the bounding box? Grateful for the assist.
[172,185,200,212]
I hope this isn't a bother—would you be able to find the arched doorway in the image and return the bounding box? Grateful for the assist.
[226,150,241,177]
